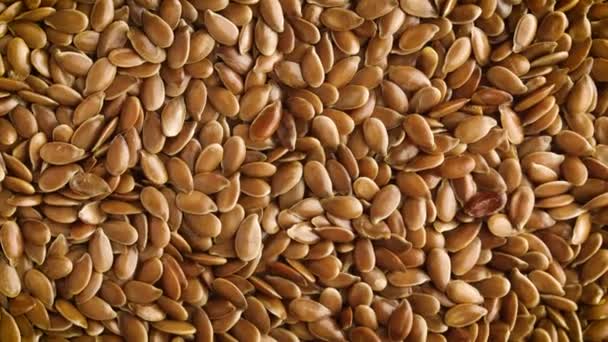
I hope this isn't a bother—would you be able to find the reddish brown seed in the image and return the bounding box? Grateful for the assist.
[250,101,281,142]
[464,192,507,217]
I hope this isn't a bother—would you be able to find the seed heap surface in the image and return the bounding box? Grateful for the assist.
[0,0,607,341]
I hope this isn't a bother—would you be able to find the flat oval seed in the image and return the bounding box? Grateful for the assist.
[205,10,239,46]
[235,214,262,261]
[0,260,21,298]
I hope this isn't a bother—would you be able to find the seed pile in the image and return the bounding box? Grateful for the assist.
[0,0,607,340]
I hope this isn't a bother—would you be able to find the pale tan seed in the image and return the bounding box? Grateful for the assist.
[514,14,538,52]
[0,221,23,262]
[74,30,100,53]
[55,299,87,328]
[255,19,278,57]
[183,80,207,120]
[24,269,54,307]
[235,214,262,261]
[176,191,217,215]
[451,237,481,275]
[410,86,442,113]
[302,161,332,199]
[363,117,389,156]
[400,0,438,18]
[84,57,116,96]
[128,28,166,64]
[312,115,340,151]
[66,254,93,296]
[567,74,595,114]
[322,196,363,220]
[205,10,239,46]
[404,114,435,151]
[239,85,271,122]
[509,186,535,229]
[370,185,401,224]
[167,25,190,69]
[45,9,89,34]
[142,10,174,48]
[444,304,488,327]
[259,0,284,32]
[208,86,240,117]
[0,308,20,342]
[105,135,129,176]
[511,268,540,308]
[581,250,608,285]
[499,105,524,144]
[161,96,186,138]
[487,66,527,95]
[454,116,497,144]
[124,280,163,304]
[398,24,439,54]
[388,269,430,287]
[387,299,413,340]
[327,55,358,80]
[555,130,593,156]
[153,320,197,335]
[388,66,431,92]
[487,214,516,237]
[101,220,138,245]
[426,248,451,291]
[39,142,85,165]
[166,158,193,193]
[0,259,21,298]
[141,186,170,221]
[528,270,565,296]
[271,161,303,196]
[140,151,169,185]
[223,137,246,176]
[301,47,325,88]
[76,296,117,321]
[446,280,484,304]
[10,22,46,51]
[321,8,364,31]
[334,85,370,110]
[289,298,332,322]
[53,51,93,76]
[274,61,307,88]
[212,278,247,309]
[443,37,471,73]
[89,228,113,273]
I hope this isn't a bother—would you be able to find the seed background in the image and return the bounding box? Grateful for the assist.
[0,0,606,341]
